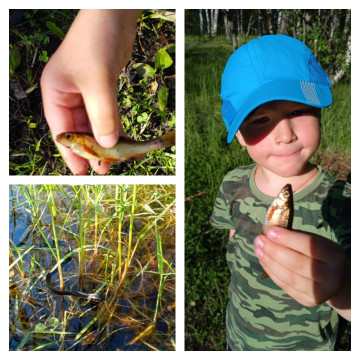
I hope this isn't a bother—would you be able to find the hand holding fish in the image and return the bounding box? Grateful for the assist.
[41,10,141,174]
[254,226,351,320]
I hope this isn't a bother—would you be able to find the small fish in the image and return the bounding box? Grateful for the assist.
[56,130,175,164]
[261,184,293,279]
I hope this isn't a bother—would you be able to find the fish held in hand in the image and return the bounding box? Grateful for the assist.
[261,184,293,279]
[56,130,175,163]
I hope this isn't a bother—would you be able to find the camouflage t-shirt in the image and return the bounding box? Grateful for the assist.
[210,164,350,351]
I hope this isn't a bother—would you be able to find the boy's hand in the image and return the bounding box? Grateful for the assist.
[41,10,141,174]
[254,226,350,320]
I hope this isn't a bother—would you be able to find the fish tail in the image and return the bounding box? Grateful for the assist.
[157,130,175,148]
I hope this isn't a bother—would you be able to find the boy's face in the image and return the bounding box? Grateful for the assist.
[236,100,321,177]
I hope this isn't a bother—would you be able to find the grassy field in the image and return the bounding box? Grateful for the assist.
[184,36,351,350]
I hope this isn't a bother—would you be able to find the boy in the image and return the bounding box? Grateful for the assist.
[210,35,350,350]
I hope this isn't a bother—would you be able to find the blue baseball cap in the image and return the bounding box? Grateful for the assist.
[221,35,332,143]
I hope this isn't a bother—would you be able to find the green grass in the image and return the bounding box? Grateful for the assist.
[9,184,175,350]
[185,37,351,350]
[318,83,351,156]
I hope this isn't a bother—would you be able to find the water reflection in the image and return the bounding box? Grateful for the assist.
[9,185,175,351]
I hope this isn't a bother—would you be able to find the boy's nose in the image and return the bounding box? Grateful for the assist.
[274,119,297,144]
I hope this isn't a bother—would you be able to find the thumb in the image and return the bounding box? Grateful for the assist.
[82,73,121,148]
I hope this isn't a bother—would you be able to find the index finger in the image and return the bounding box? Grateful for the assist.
[264,226,345,263]
[42,98,89,174]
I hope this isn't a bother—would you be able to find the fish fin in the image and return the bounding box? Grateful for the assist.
[267,207,275,220]
[103,157,119,163]
[126,154,147,161]
[83,145,99,157]
[158,130,176,148]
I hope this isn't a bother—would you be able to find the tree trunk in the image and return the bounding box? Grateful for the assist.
[224,12,230,39]
[199,9,204,35]
[238,9,242,35]
[328,9,338,51]
[205,10,210,35]
[210,9,219,37]
[279,11,290,34]
[245,13,253,43]
[267,9,273,34]
[333,33,351,84]
[223,10,238,50]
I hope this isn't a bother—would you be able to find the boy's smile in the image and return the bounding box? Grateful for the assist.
[236,100,321,178]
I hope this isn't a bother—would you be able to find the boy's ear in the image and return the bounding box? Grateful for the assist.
[235,130,246,147]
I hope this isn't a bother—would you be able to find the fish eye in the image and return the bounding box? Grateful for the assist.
[283,190,290,198]
[65,134,73,140]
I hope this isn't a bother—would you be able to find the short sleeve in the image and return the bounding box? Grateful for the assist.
[210,181,235,230]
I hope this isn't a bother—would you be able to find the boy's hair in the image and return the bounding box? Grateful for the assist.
[221,35,332,143]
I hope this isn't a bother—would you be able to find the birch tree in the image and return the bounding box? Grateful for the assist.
[210,9,219,37]
[199,9,204,35]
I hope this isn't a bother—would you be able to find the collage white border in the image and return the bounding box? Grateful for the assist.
[4,1,358,357]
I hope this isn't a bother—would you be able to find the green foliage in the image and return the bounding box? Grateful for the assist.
[139,9,175,24]
[38,50,49,62]
[317,83,351,159]
[133,63,156,79]
[10,28,50,82]
[158,85,169,111]
[136,112,149,123]
[155,48,173,72]
[9,45,21,77]
[45,20,65,39]
[133,46,174,114]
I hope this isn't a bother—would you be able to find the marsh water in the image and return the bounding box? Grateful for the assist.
[9,185,175,351]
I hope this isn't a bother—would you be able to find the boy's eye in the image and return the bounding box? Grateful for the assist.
[291,109,310,116]
[253,116,270,124]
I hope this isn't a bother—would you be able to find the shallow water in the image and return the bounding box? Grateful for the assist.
[9,185,175,351]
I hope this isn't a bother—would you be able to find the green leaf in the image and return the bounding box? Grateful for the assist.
[150,11,175,22]
[9,46,21,77]
[158,86,169,111]
[137,112,148,123]
[48,317,60,327]
[46,21,65,39]
[35,323,47,331]
[165,43,175,53]
[25,84,37,94]
[38,50,49,63]
[154,49,173,72]
[133,63,156,79]
[168,114,176,127]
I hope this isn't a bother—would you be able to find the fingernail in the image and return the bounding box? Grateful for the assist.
[98,133,118,148]
[255,247,263,258]
[267,227,279,239]
[254,237,264,248]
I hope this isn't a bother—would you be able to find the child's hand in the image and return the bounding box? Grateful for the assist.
[41,10,141,174]
[254,226,350,320]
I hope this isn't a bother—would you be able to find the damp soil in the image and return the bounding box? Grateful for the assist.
[315,153,351,183]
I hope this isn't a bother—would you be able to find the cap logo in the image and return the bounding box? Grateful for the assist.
[300,81,321,105]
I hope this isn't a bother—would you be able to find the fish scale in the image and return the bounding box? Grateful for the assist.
[261,183,293,279]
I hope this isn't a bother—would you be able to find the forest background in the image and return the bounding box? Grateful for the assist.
[185,9,351,351]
